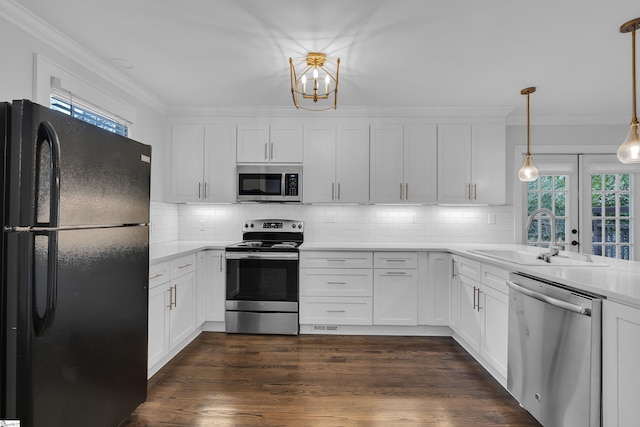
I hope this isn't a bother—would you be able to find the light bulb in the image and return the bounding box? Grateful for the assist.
[325,75,330,94]
[301,75,307,93]
[518,154,539,182]
[313,68,318,79]
[617,122,640,163]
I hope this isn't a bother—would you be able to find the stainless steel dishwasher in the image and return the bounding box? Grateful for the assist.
[506,272,602,427]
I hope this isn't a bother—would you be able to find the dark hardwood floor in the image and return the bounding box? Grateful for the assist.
[124,333,540,426]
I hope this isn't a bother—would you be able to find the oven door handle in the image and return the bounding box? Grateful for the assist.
[226,252,299,260]
[506,280,591,316]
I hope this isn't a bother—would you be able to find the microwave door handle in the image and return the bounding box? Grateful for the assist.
[281,173,285,197]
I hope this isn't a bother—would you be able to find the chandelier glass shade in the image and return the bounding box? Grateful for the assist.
[289,52,340,111]
[617,18,640,164]
[517,87,539,182]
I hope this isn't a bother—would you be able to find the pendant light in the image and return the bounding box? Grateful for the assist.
[617,18,640,164]
[517,87,539,182]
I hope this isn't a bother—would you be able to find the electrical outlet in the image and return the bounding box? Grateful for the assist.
[488,213,496,224]
[325,212,336,223]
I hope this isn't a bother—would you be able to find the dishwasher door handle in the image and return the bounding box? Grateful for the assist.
[506,280,591,316]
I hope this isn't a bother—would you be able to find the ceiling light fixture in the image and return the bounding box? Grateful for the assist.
[289,52,339,111]
[617,18,640,164]
[517,87,539,182]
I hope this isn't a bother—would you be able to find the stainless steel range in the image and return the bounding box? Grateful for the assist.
[225,219,303,335]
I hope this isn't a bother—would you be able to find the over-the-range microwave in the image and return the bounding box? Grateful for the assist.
[236,165,302,202]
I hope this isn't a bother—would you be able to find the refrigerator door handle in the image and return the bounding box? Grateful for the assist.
[32,121,61,336]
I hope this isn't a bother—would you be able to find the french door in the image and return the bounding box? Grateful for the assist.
[519,154,639,261]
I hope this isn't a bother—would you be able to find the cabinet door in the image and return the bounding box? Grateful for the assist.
[204,250,226,322]
[170,124,205,202]
[270,123,303,163]
[437,124,472,204]
[472,123,505,204]
[426,252,451,326]
[370,124,404,203]
[373,269,418,326]
[196,252,206,327]
[148,282,170,369]
[457,274,481,352]
[237,123,269,162]
[204,124,237,202]
[480,284,508,381]
[336,124,370,203]
[449,268,460,332]
[404,124,437,204]
[169,272,197,349]
[603,300,640,427]
[303,124,337,203]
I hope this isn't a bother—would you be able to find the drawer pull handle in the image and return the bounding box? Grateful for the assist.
[327,259,347,262]
[385,271,406,275]
[326,310,346,313]
[149,272,165,280]
[177,262,193,269]
[327,281,347,285]
[385,259,407,262]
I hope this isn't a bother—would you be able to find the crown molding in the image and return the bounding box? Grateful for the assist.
[167,105,515,121]
[0,0,168,113]
[506,113,629,126]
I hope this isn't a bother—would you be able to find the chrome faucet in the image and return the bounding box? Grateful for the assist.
[525,208,561,261]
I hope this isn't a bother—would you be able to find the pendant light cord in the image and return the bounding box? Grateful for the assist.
[527,92,531,155]
[632,25,638,124]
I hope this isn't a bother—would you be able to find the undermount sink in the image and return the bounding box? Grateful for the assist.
[468,249,609,267]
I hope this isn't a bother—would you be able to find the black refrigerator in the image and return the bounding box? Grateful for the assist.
[0,100,151,426]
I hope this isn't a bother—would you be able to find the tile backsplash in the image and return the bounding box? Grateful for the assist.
[151,202,514,244]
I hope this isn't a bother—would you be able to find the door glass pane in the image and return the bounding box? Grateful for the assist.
[590,173,632,260]
[526,174,568,248]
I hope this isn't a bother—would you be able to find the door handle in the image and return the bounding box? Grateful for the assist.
[32,121,61,337]
[571,240,579,246]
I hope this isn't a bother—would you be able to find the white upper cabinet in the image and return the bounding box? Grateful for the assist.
[237,121,303,163]
[169,124,236,203]
[370,123,437,204]
[303,122,369,203]
[437,123,505,204]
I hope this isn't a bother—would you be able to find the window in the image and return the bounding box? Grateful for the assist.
[526,175,568,249]
[50,95,128,137]
[590,173,632,260]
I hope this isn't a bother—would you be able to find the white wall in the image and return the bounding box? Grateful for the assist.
[0,12,167,201]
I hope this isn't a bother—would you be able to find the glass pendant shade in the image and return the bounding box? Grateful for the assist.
[617,122,640,163]
[518,154,539,182]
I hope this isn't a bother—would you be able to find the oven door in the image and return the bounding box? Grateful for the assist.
[225,252,299,312]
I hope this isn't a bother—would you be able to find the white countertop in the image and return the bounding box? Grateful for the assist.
[150,240,236,265]
[150,240,640,308]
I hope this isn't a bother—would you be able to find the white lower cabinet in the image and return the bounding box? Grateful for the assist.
[451,256,509,383]
[603,299,640,427]
[300,251,373,326]
[148,254,198,377]
[204,250,226,322]
[373,252,418,326]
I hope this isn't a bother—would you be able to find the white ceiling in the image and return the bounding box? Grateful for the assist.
[11,0,640,123]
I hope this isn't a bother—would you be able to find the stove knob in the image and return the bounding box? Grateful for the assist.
[250,223,254,228]
[244,223,249,228]
[298,223,302,229]
[292,224,296,229]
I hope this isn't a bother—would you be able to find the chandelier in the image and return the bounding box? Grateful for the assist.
[289,52,340,111]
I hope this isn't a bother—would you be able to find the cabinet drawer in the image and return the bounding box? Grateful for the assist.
[480,264,510,294]
[374,252,417,269]
[170,254,197,279]
[456,256,481,282]
[300,251,373,269]
[299,297,372,325]
[300,268,373,297]
[149,262,170,289]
